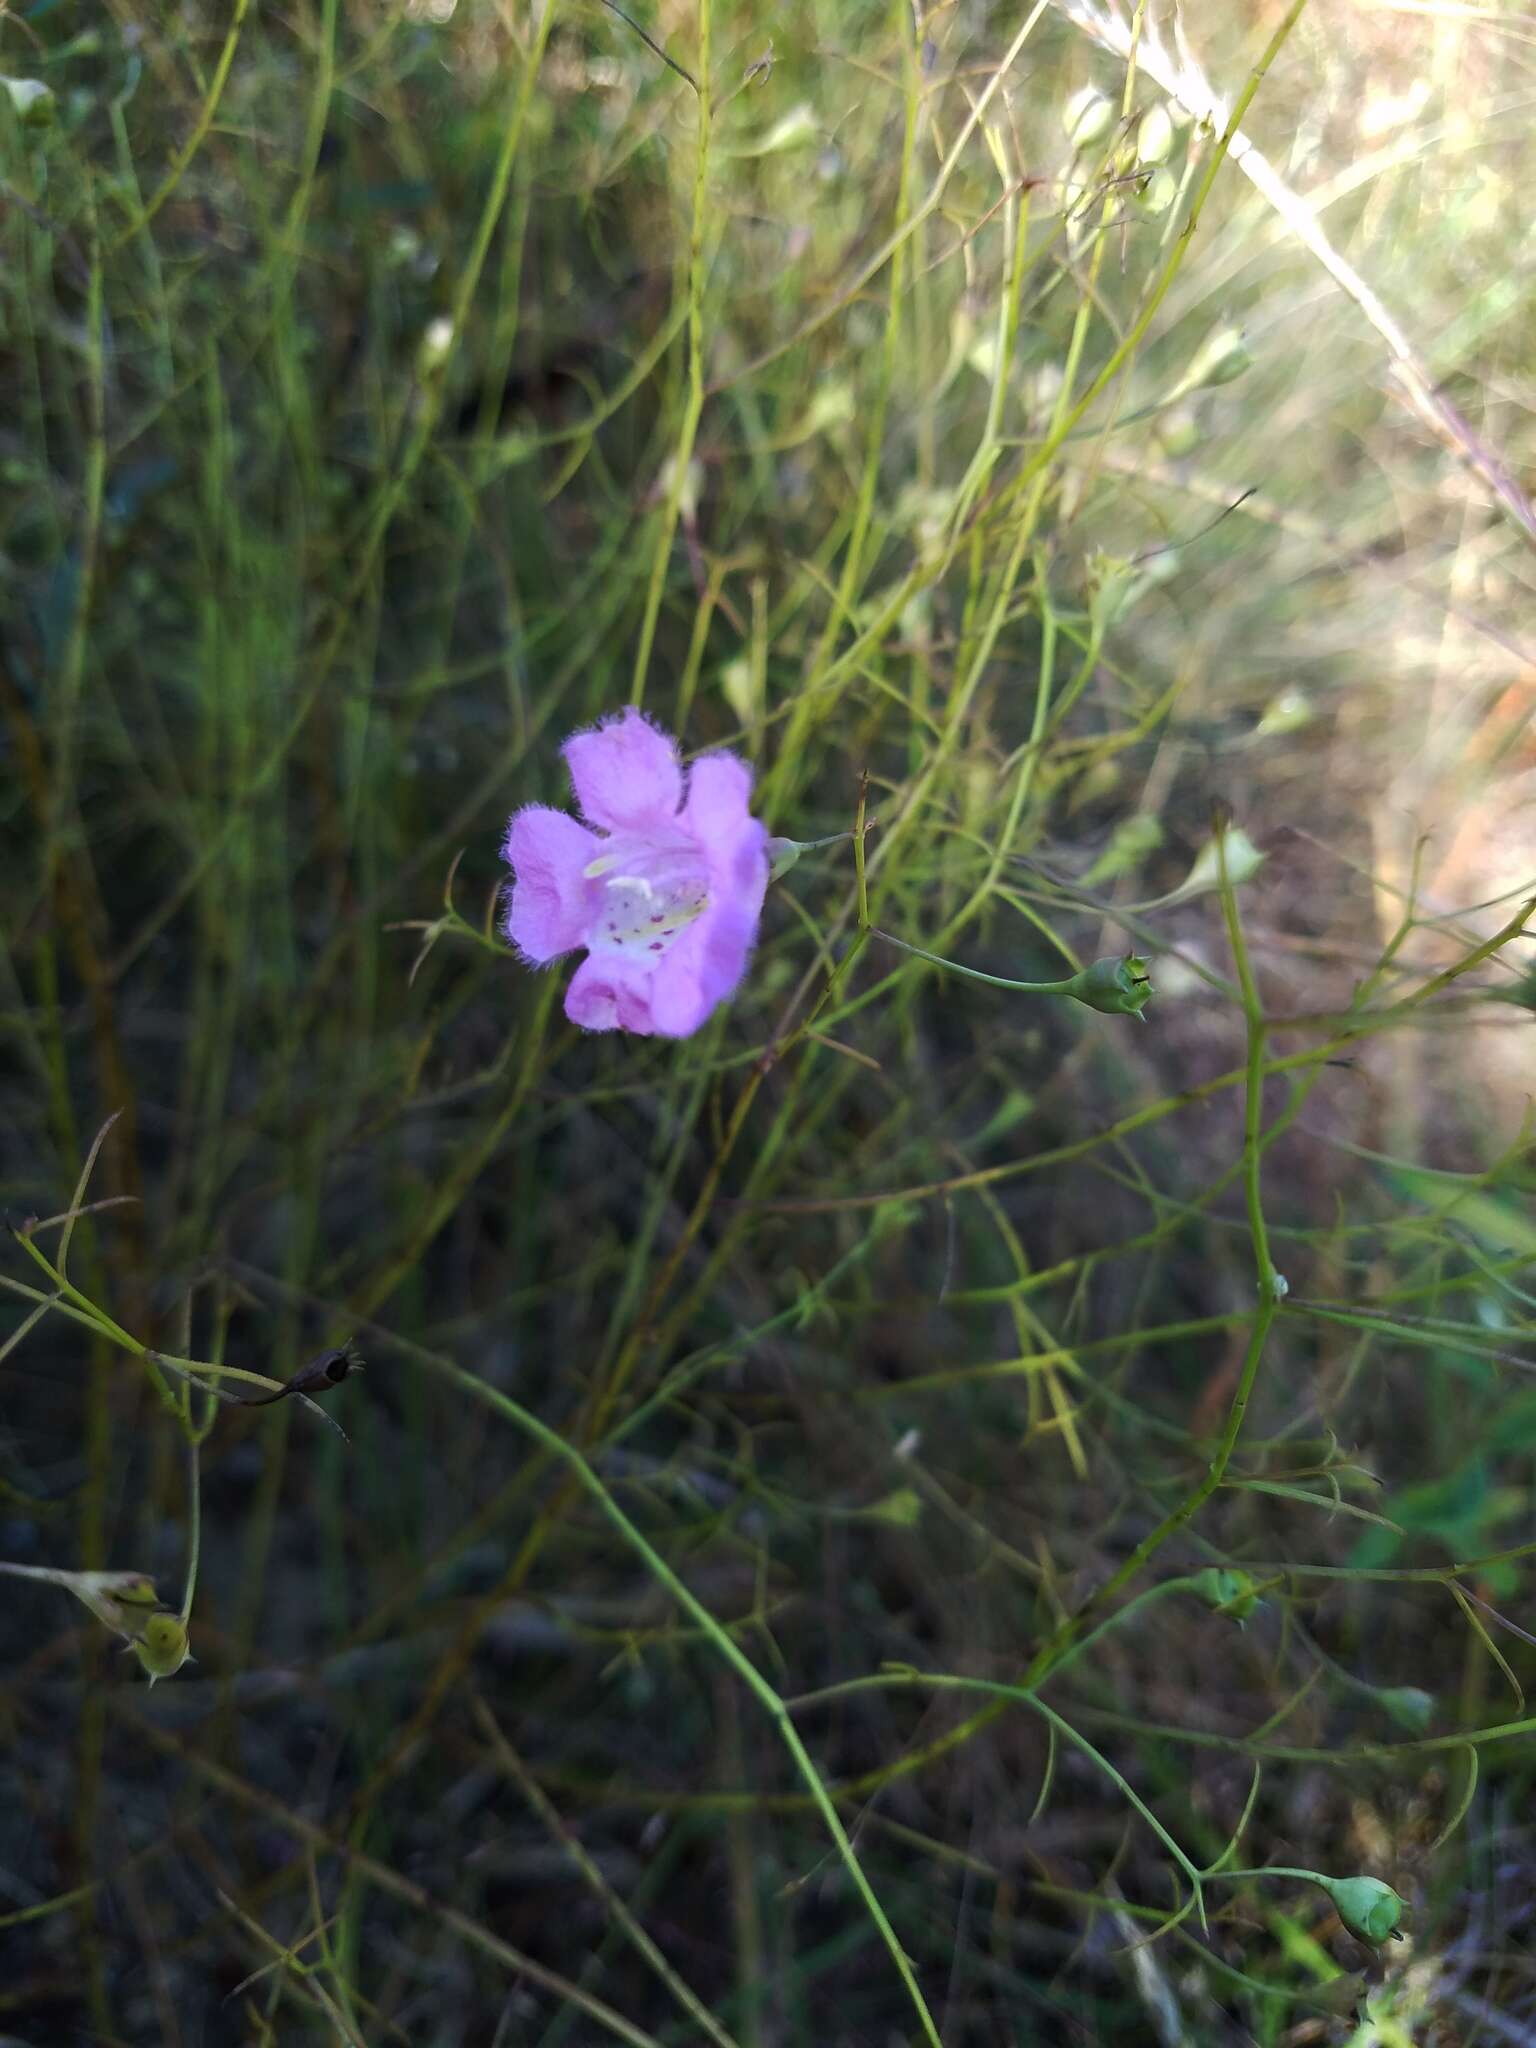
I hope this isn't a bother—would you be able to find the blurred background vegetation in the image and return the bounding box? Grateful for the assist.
[2,0,1534,2041]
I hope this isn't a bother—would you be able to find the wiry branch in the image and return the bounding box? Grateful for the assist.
[1052,0,1536,550]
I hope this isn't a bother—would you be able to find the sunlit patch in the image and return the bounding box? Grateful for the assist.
[587,872,708,962]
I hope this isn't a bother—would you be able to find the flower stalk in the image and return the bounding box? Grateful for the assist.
[875,930,1153,1018]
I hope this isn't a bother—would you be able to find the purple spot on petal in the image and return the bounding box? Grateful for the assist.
[649,942,663,952]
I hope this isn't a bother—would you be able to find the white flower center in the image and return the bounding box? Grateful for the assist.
[585,841,708,963]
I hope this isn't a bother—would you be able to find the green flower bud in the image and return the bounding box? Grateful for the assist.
[387,224,424,270]
[1136,105,1175,166]
[1181,324,1253,393]
[720,653,757,728]
[1,77,55,128]
[1171,826,1264,903]
[966,329,1002,383]
[1135,167,1179,217]
[766,836,801,881]
[1321,1875,1405,1944]
[1085,551,1139,632]
[1379,1685,1433,1733]
[863,1487,923,1529]
[1066,954,1153,1020]
[131,1611,192,1686]
[801,379,856,437]
[657,452,705,525]
[415,315,455,379]
[1252,687,1313,739]
[1063,85,1115,149]
[1156,406,1201,459]
[1085,546,1178,632]
[1193,1567,1263,1625]
[749,102,818,156]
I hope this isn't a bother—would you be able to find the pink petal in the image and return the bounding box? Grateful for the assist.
[502,806,598,963]
[564,709,682,832]
[684,752,754,842]
[647,920,719,1037]
[564,954,656,1035]
[649,825,768,1038]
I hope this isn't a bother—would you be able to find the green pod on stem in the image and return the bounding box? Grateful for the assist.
[1065,954,1153,1020]
[1321,1875,1406,1944]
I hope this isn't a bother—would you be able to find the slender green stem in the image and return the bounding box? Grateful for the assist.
[757,888,1536,1213]
[1009,829,1279,1675]
[56,1114,121,1287]
[180,1435,201,1626]
[415,1349,942,2048]
[9,1233,143,1356]
[2,1242,286,1406]
[873,929,1077,994]
[980,0,1313,538]
[124,1717,670,2048]
[1217,823,1279,1298]
[853,777,871,932]
[794,1668,1202,1889]
[109,1,560,972]
[1039,1575,1206,1690]
[474,1700,740,2048]
[630,0,710,706]
[112,0,253,248]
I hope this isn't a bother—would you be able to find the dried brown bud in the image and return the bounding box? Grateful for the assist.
[242,1340,365,1407]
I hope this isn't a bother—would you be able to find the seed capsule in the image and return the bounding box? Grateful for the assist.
[1067,954,1153,1020]
[132,1612,193,1686]
[1323,1875,1406,1944]
[1193,1567,1263,1625]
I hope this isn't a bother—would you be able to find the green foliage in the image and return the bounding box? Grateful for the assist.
[2,0,1534,2041]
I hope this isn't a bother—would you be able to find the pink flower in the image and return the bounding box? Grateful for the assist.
[502,710,770,1038]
